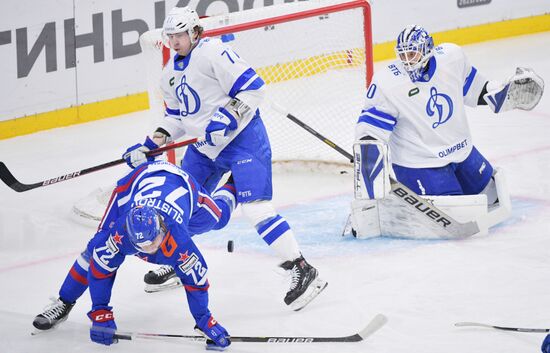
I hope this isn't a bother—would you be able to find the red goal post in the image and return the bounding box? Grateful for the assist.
[140,0,373,166]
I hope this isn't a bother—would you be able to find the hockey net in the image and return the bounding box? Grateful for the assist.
[140,0,373,167]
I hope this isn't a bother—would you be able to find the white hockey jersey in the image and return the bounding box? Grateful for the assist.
[356,43,488,168]
[158,37,265,159]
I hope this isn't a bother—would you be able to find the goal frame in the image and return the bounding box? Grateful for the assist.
[205,0,372,86]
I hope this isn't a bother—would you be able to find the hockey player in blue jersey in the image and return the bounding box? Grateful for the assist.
[124,6,327,310]
[350,25,544,238]
[32,161,236,350]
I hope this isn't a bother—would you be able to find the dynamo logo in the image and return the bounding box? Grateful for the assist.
[426,87,453,129]
[175,75,201,117]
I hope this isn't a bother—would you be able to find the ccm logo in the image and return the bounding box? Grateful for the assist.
[91,310,114,322]
[96,313,113,320]
[393,187,452,228]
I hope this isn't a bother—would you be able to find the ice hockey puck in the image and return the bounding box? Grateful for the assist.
[227,240,234,253]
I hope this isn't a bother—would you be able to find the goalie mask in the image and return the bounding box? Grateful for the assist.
[395,25,434,82]
[126,206,166,254]
[162,6,202,45]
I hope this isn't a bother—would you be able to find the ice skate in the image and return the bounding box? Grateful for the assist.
[280,256,328,311]
[144,265,182,293]
[32,297,75,333]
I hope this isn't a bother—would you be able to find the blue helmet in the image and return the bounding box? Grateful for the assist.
[395,25,434,81]
[125,205,163,252]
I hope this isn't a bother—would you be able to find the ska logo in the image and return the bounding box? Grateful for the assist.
[175,75,201,117]
[425,87,454,128]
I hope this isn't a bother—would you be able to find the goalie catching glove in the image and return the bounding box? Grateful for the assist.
[484,67,544,113]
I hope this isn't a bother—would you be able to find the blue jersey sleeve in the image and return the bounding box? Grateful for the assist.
[87,220,133,308]
[155,227,211,322]
[188,182,235,235]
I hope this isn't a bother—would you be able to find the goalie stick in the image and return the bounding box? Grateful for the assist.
[455,321,550,333]
[268,101,479,238]
[0,137,203,193]
[114,313,387,343]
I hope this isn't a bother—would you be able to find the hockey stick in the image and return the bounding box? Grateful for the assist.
[455,321,550,333]
[114,313,387,343]
[268,101,480,238]
[0,137,203,193]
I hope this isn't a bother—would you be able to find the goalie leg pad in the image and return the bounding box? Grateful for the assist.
[350,199,381,239]
[353,140,390,200]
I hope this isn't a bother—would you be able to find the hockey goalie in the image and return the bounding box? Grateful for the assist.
[348,25,544,239]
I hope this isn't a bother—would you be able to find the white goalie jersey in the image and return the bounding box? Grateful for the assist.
[356,43,488,169]
[158,37,265,159]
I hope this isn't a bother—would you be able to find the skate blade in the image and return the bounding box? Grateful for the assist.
[31,328,46,336]
[31,325,59,336]
[144,277,182,293]
[290,278,328,311]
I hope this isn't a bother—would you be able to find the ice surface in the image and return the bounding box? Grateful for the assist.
[1,32,550,353]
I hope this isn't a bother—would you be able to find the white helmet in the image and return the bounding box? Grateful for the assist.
[163,7,201,44]
[395,25,434,82]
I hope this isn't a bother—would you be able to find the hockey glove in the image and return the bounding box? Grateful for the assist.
[205,107,238,146]
[122,136,159,168]
[484,67,544,113]
[88,306,118,346]
[195,314,231,351]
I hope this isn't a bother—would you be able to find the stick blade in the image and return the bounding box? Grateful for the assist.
[455,321,549,333]
[358,314,388,340]
[0,161,29,192]
[454,322,498,329]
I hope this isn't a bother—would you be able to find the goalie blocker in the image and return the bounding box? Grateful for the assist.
[350,140,511,239]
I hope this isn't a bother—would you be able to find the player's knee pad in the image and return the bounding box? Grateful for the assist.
[350,199,381,239]
[353,139,391,200]
[241,200,277,227]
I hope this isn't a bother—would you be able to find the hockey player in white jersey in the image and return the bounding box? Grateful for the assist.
[124,6,327,311]
[350,25,544,238]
